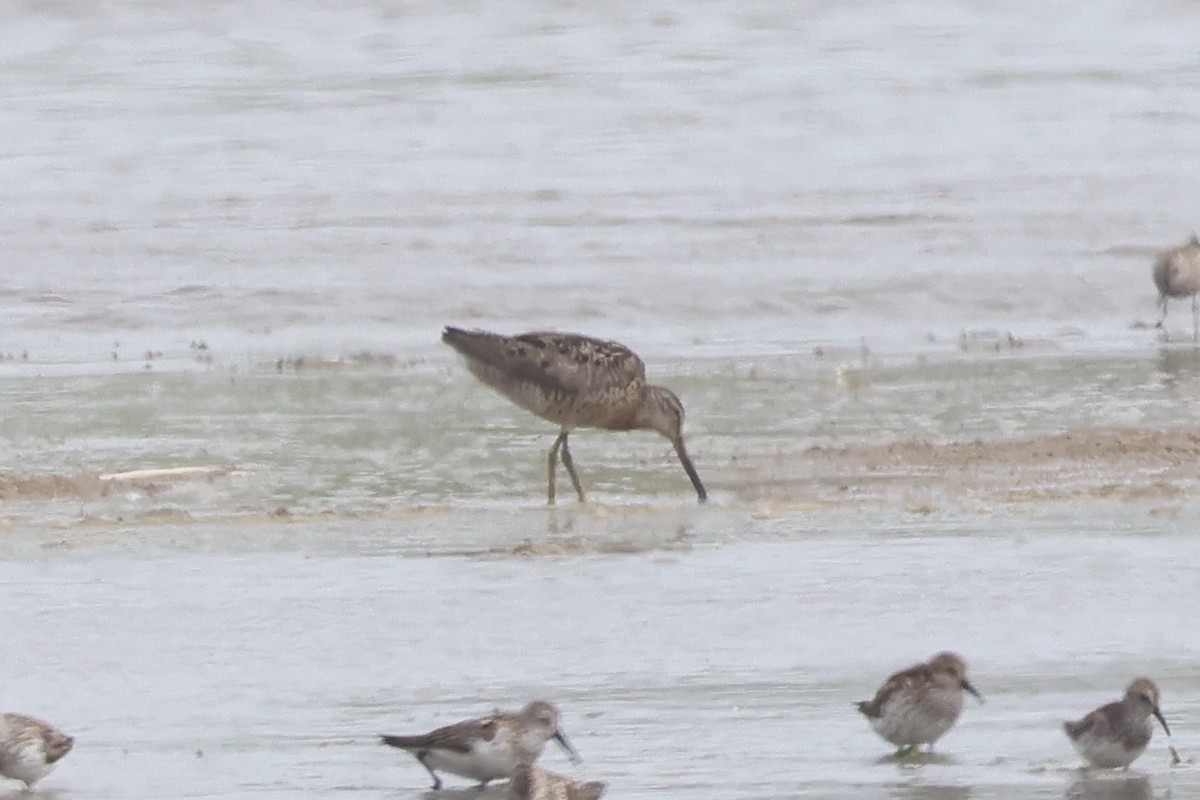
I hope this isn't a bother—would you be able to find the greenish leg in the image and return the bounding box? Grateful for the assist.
[559,433,586,502]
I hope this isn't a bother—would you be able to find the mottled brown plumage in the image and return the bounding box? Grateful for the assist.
[1153,234,1200,342]
[856,652,982,752]
[510,764,606,800]
[1064,678,1170,769]
[441,326,706,503]
[381,701,580,790]
[0,712,73,788]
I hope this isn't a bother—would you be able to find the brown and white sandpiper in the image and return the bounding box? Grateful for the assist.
[0,712,74,789]
[856,651,983,755]
[1064,678,1171,769]
[1153,234,1200,342]
[510,763,606,800]
[381,700,581,790]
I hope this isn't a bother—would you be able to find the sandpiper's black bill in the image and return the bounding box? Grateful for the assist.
[962,679,984,703]
[1153,706,1171,737]
[554,730,583,765]
[674,440,707,503]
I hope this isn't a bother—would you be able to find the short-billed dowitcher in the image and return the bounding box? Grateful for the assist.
[380,700,581,790]
[0,713,73,788]
[856,651,983,755]
[1153,234,1200,342]
[441,326,707,503]
[1064,678,1170,769]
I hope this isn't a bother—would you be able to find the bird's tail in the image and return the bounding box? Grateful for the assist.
[581,780,608,800]
[46,733,73,763]
[441,326,528,379]
[441,326,496,360]
[380,734,422,750]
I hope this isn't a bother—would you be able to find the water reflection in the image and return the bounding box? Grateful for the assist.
[1154,345,1200,379]
[417,787,511,800]
[890,783,970,800]
[875,753,958,768]
[1064,774,1152,800]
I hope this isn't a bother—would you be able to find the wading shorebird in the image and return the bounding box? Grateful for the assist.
[0,713,74,789]
[1064,678,1171,769]
[380,700,581,790]
[1153,234,1200,342]
[510,763,606,800]
[855,651,983,755]
[441,326,707,504]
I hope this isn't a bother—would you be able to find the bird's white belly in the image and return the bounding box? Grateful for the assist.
[424,740,516,783]
[1070,732,1145,768]
[0,743,54,787]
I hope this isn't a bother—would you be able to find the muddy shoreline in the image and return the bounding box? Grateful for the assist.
[4,427,1196,513]
[731,426,1200,507]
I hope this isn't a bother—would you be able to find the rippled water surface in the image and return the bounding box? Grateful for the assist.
[3,1,1200,798]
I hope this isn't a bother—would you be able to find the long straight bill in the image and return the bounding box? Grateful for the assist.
[674,439,707,502]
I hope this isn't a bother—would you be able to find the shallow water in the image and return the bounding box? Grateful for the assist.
[3,1,1200,798]
[1,0,1199,364]
[6,526,1200,799]
[5,352,1200,800]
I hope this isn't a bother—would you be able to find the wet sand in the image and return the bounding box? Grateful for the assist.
[3,423,1197,510]
[731,425,1200,507]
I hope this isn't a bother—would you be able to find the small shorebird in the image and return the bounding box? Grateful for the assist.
[381,700,581,790]
[1064,678,1171,769]
[855,651,983,754]
[1153,234,1200,342]
[441,326,707,504]
[510,763,606,800]
[0,712,74,789]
